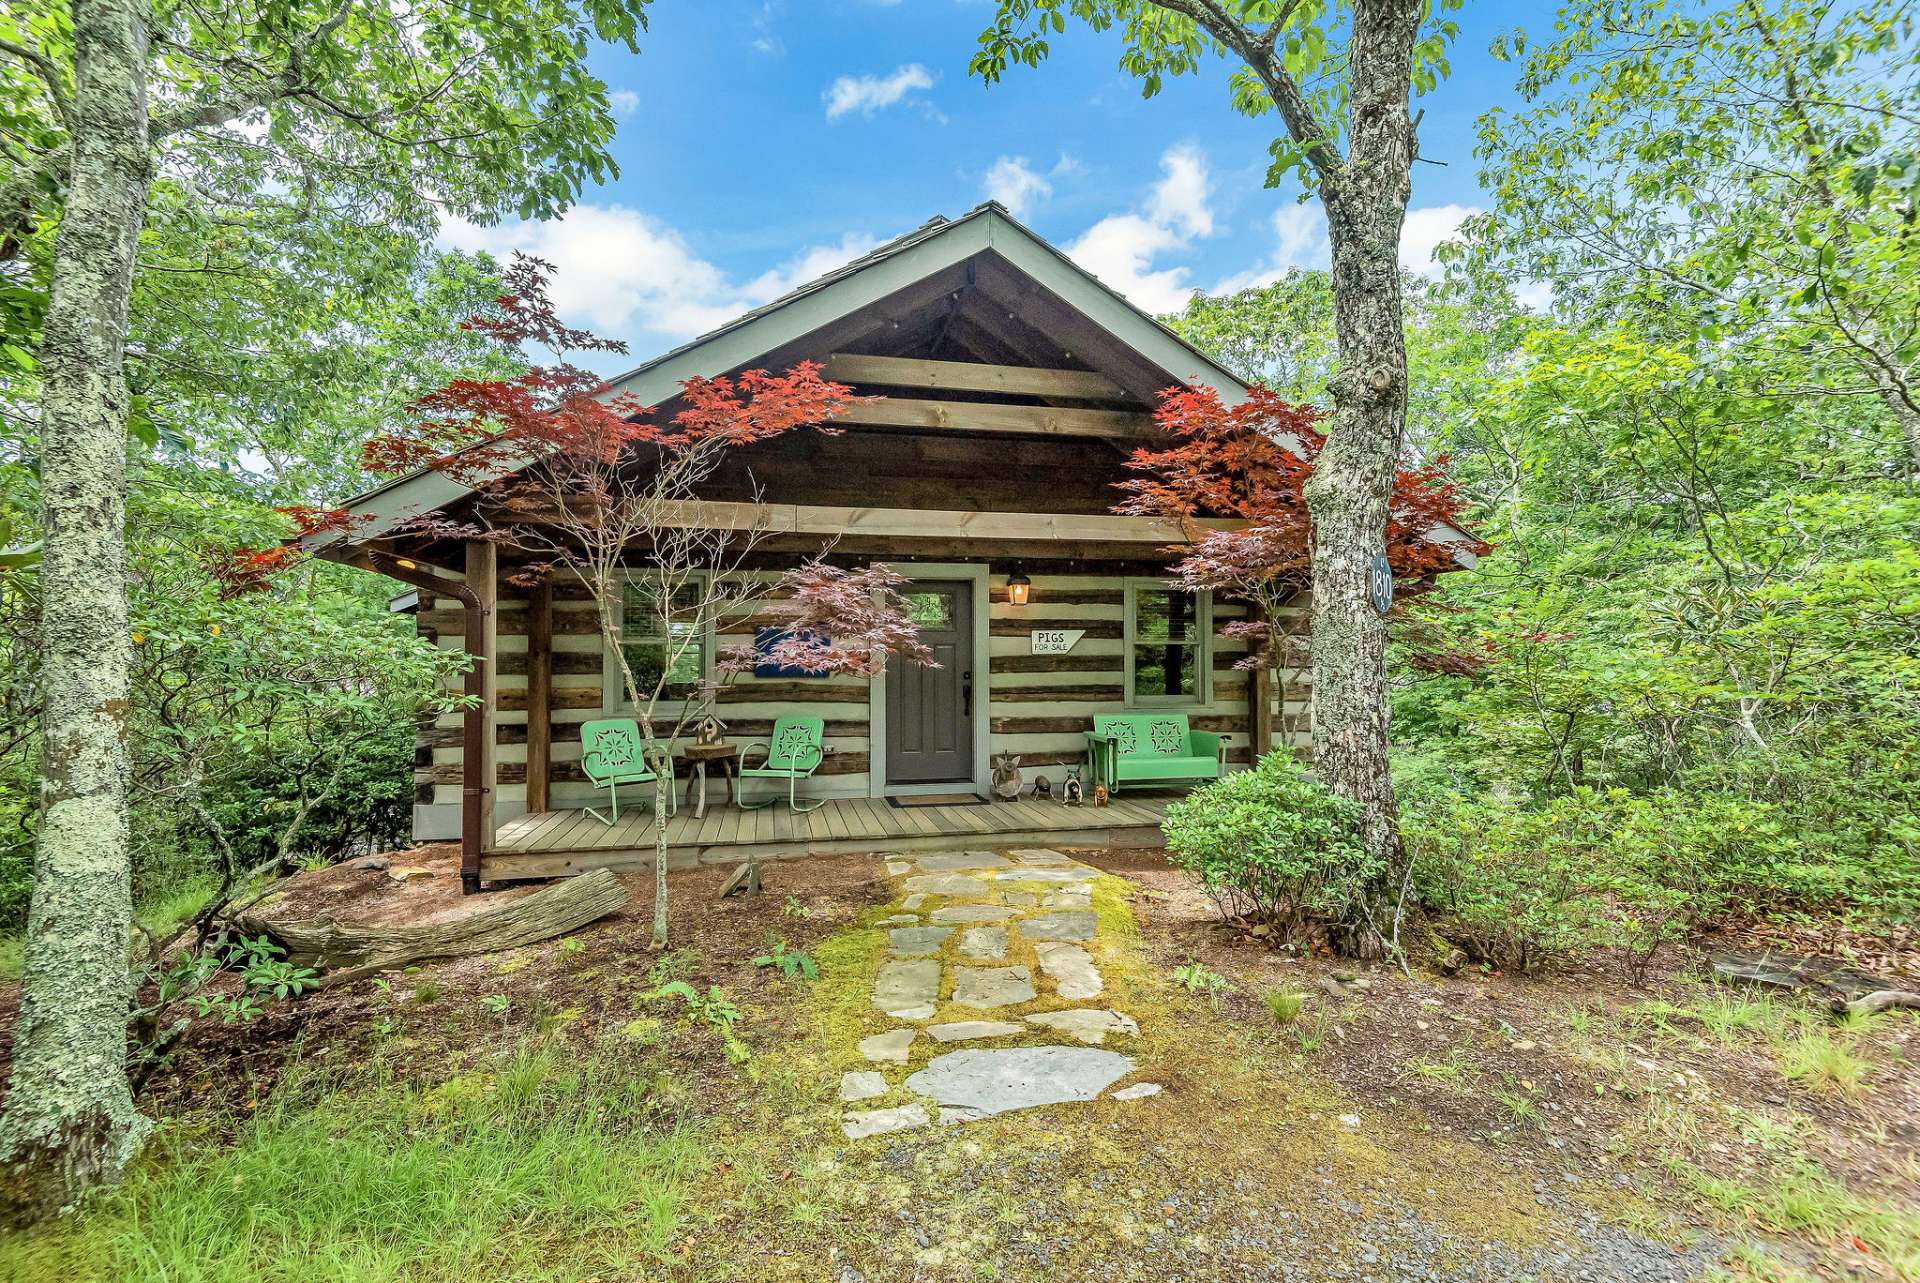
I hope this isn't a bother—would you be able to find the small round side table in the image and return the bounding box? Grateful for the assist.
[679,742,740,820]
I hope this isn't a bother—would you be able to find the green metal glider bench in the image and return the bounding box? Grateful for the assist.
[1086,712,1225,794]
[580,718,676,826]
[740,713,827,814]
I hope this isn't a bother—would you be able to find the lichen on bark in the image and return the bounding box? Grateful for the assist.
[0,0,156,1223]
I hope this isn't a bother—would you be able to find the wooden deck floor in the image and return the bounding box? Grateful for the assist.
[482,794,1173,881]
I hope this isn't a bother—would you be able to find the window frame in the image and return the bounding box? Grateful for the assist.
[1122,579,1212,708]
[601,571,713,716]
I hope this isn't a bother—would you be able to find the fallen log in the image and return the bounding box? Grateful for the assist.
[1831,989,1920,1019]
[237,868,629,975]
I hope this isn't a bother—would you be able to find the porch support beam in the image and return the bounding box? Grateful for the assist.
[467,540,499,888]
[825,353,1132,402]
[646,500,1234,544]
[831,396,1155,442]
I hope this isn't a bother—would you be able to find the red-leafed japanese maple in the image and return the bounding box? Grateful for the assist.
[1115,384,1488,952]
[360,254,932,946]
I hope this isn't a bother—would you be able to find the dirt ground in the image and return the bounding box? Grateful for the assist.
[2,846,1914,1282]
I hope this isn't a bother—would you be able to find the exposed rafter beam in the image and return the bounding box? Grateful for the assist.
[832,396,1155,441]
[825,353,1131,402]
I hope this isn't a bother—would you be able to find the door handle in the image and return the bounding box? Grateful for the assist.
[961,671,973,718]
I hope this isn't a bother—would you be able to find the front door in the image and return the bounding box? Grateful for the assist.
[887,580,974,785]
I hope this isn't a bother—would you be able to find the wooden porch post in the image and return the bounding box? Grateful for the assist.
[1249,602,1275,762]
[468,540,499,883]
[525,579,553,814]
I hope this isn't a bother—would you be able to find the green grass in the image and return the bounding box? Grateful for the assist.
[1,879,225,984]
[1261,988,1306,1025]
[1774,1027,1872,1099]
[0,1045,701,1283]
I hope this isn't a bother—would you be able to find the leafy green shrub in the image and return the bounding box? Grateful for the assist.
[1406,786,1806,978]
[1163,754,1378,938]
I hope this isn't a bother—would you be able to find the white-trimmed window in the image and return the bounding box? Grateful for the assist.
[1124,581,1210,707]
[604,575,710,711]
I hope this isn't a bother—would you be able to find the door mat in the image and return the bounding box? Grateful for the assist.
[889,793,989,808]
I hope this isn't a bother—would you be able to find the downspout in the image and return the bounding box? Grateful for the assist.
[361,551,489,895]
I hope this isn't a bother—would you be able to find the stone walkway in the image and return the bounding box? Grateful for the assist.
[840,847,1158,1139]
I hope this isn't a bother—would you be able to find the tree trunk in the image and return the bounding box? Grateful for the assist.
[1302,0,1423,960]
[650,747,670,949]
[0,0,156,1223]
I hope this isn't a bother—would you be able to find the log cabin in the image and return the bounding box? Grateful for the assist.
[307,203,1476,891]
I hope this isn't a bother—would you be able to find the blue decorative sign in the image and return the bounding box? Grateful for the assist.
[753,627,830,678]
[1367,554,1395,616]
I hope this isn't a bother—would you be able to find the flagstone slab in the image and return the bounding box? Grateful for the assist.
[996,868,1093,884]
[1018,911,1098,942]
[915,850,1010,872]
[1112,1081,1163,1101]
[1042,891,1092,910]
[859,1028,917,1063]
[930,904,1020,925]
[928,1020,1023,1042]
[886,861,911,877]
[873,960,941,1020]
[876,914,920,927]
[1034,941,1103,999]
[888,926,953,957]
[903,873,992,898]
[1009,848,1074,866]
[952,966,1036,1008]
[902,893,928,911]
[905,1046,1135,1119]
[839,1071,888,1102]
[957,927,1008,961]
[1023,1008,1139,1045]
[1002,891,1038,907]
[842,1103,929,1139]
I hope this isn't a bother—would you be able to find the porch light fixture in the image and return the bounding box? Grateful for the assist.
[1006,568,1032,607]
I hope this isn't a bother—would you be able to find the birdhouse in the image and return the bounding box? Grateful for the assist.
[695,715,726,746]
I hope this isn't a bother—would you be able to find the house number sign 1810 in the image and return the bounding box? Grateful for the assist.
[1031,629,1086,655]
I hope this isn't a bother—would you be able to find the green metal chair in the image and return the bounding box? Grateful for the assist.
[740,713,826,813]
[580,718,675,826]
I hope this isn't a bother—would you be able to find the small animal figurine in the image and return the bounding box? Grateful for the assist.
[990,752,1024,802]
[1061,766,1084,806]
[1092,782,1110,808]
[1032,775,1053,801]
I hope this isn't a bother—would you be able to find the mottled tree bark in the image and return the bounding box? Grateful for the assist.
[0,0,155,1223]
[1301,1,1424,958]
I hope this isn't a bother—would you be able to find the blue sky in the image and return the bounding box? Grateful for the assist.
[441,1,1547,368]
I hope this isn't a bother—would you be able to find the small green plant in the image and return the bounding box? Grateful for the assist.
[645,946,699,988]
[651,980,749,1063]
[156,933,319,1025]
[413,981,441,1005]
[481,992,511,1028]
[557,936,585,956]
[1173,959,1232,1008]
[1261,988,1305,1025]
[1403,1048,1472,1088]
[751,934,818,982]
[781,895,814,919]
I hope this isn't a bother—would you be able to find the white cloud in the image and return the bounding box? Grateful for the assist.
[607,88,639,119]
[983,155,1052,219]
[824,63,935,120]
[1398,202,1481,275]
[1066,145,1217,315]
[438,207,880,355]
[1147,144,1213,238]
[1050,152,1085,179]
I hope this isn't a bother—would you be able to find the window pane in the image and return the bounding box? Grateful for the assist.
[621,641,667,693]
[1134,588,1199,643]
[1133,643,1198,700]
[903,591,952,629]
[624,581,703,639]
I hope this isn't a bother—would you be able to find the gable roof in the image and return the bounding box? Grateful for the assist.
[315,203,1252,550]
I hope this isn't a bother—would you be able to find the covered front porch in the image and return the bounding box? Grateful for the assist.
[481,793,1173,881]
